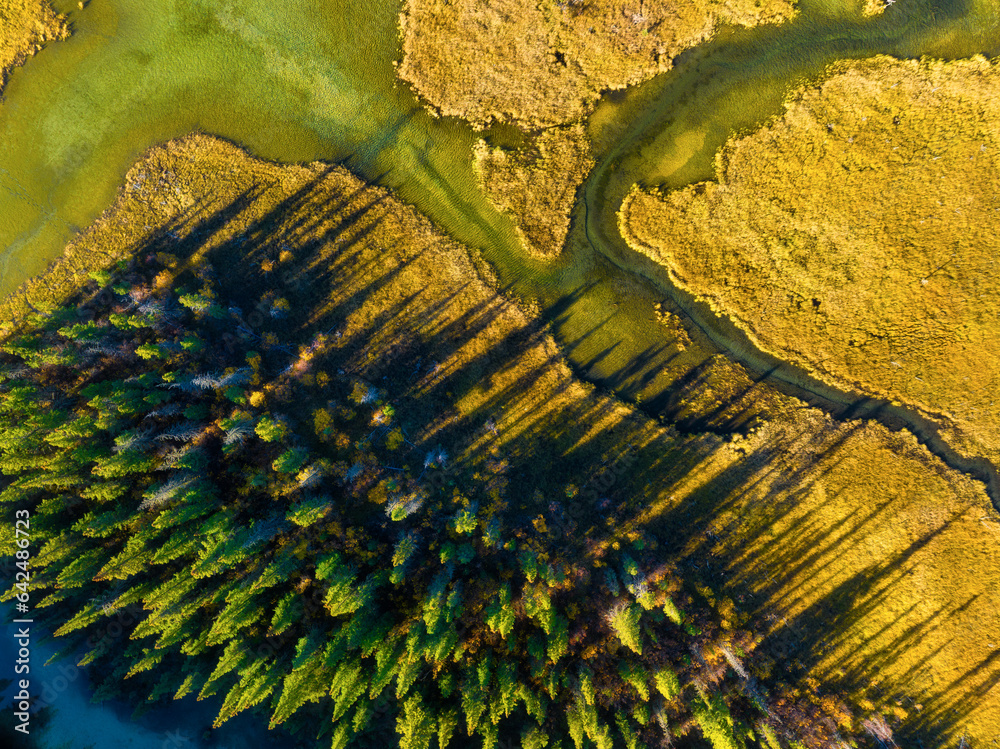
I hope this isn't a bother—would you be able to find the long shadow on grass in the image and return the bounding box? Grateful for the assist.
[224,175,994,746]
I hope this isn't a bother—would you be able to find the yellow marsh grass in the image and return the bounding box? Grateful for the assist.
[0,0,66,91]
[621,55,1000,472]
[397,0,795,259]
[862,0,886,16]
[397,0,795,257]
[472,124,594,258]
[634,409,1000,744]
[6,134,999,743]
[397,0,796,129]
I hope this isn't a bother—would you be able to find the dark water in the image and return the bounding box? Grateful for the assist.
[0,603,296,749]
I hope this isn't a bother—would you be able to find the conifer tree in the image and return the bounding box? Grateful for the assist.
[692,695,743,749]
[398,693,436,749]
[269,654,331,727]
[437,707,459,749]
[606,601,643,654]
[485,582,515,638]
[523,725,550,749]
[654,666,681,701]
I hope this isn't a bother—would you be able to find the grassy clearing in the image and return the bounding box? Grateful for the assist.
[0,0,66,92]
[621,55,1000,473]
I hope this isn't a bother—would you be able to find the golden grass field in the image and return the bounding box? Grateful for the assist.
[621,55,1000,475]
[397,0,796,128]
[0,0,66,91]
[862,0,886,16]
[6,132,1000,744]
[661,410,1000,743]
[397,0,796,259]
[472,124,594,258]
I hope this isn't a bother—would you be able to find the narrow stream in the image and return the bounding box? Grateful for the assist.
[573,0,1000,506]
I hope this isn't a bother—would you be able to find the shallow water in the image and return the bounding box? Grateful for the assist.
[0,0,526,297]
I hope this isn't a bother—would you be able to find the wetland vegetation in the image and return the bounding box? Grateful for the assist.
[0,0,65,91]
[1,0,1000,747]
[621,54,1000,474]
[472,125,594,259]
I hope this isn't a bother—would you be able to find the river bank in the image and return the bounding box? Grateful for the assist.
[0,0,999,743]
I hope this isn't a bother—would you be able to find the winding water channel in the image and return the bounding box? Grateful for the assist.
[576,3,1000,504]
[1,0,999,511]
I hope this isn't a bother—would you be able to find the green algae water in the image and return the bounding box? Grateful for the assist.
[0,0,524,295]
